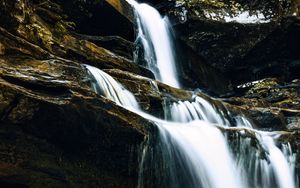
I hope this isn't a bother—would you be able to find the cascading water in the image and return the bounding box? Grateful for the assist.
[128,0,180,88]
[168,96,227,125]
[85,65,243,188]
[84,64,139,110]
[84,1,298,187]
[85,63,297,188]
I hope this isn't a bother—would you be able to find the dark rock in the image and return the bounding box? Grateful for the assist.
[236,17,300,83]
[74,33,134,60]
[1,0,300,186]
[247,108,286,130]
[0,0,153,79]
[176,19,277,79]
[242,78,300,110]
[58,0,134,41]
[177,41,233,96]
[173,0,300,86]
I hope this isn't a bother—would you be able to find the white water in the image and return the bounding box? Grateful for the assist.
[85,64,297,188]
[85,65,242,188]
[128,0,180,88]
[84,1,298,187]
[155,121,241,188]
[234,114,297,188]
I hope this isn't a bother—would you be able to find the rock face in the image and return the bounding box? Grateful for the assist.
[0,0,154,187]
[172,0,300,85]
[0,73,149,187]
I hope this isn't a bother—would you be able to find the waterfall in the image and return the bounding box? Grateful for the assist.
[128,0,180,88]
[85,64,297,188]
[85,65,242,187]
[84,1,298,187]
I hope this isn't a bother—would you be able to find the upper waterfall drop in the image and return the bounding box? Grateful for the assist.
[128,0,180,88]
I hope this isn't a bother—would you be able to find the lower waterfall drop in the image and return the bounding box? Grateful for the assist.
[85,65,242,188]
[84,65,297,188]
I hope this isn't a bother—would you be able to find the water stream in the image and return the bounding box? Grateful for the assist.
[84,1,298,187]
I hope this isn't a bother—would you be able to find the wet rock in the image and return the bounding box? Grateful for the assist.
[1,0,300,186]
[241,78,300,110]
[247,108,286,130]
[287,116,300,129]
[0,55,151,187]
